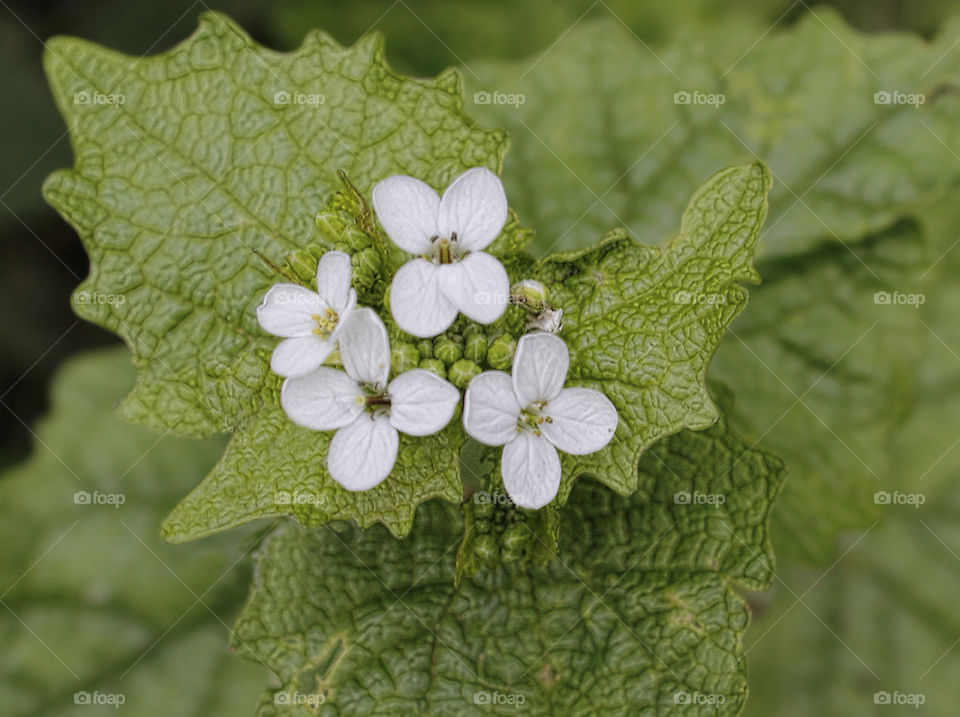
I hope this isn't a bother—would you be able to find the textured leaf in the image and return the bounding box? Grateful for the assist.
[233,392,784,715]
[162,161,769,541]
[711,220,934,560]
[745,472,960,716]
[42,11,506,439]
[468,11,960,257]
[536,162,769,499]
[741,192,960,712]
[0,348,268,716]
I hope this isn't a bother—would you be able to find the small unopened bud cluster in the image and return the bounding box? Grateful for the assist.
[472,494,530,564]
[389,325,519,387]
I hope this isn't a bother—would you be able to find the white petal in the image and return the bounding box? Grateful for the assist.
[512,332,569,406]
[371,175,440,254]
[462,371,521,446]
[390,259,458,338]
[270,336,334,378]
[437,252,509,325]
[501,432,561,509]
[328,415,399,491]
[338,307,390,387]
[256,284,326,337]
[388,369,459,436]
[542,387,618,455]
[280,368,364,430]
[437,167,508,251]
[315,250,353,312]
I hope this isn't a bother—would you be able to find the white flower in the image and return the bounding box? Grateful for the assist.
[257,251,357,378]
[462,332,617,509]
[280,307,460,491]
[372,167,510,338]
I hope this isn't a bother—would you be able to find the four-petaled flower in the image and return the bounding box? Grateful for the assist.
[462,333,618,509]
[280,307,460,491]
[372,167,510,338]
[257,250,357,377]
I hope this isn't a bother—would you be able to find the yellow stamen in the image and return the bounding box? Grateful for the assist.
[311,308,339,337]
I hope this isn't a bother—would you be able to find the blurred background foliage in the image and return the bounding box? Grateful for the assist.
[3,1,960,715]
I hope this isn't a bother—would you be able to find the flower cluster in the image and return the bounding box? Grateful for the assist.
[257,168,618,508]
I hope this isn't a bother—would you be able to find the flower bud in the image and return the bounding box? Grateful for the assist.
[463,328,487,363]
[449,359,481,389]
[474,534,499,562]
[486,334,517,370]
[417,339,434,359]
[419,358,447,378]
[338,224,372,253]
[352,247,382,291]
[315,211,350,246]
[286,248,321,284]
[511,279,549,312]
[501,523,529,562]
[434,336,463,365]
[328,187,362,216]
[391,342,420,375]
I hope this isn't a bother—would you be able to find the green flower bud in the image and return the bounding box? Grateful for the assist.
[417,339,434,359]
[419,358,447,378]
[340,224,372,253]
[501,523,529,562]
[464,330,487,363]
[434,336,463,365]
[287,248,320,284]
[315,211,350,246]
[352,247,382,291]
[391,342,420,375]
[511,279,549,313]
[449,359,481,389]
[487,334,517,370]
[474,534,499,562]
[328,188,361,216]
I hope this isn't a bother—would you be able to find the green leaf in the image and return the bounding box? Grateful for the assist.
[742,192,960,712]
[42,11,506,439]
[745,474,960,716]
[468,11,960,257]
[0,348,268,716]
[161,161,769,541]
[710,219,935,560]
[233,392,784,714]
[537,162,769,499]
[161,401,465,542]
